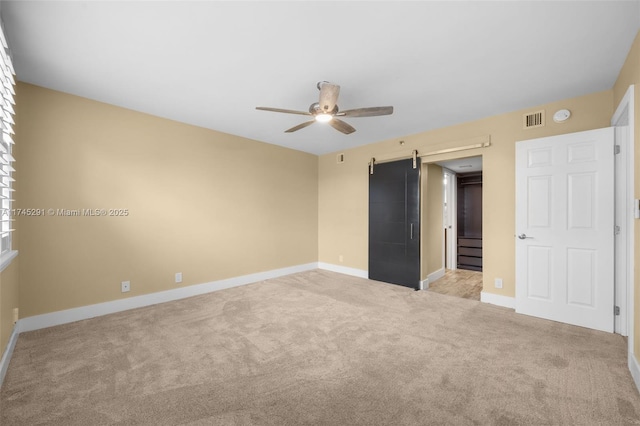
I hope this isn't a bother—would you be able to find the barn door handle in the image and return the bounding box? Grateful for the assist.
[518,233,533,240]
[410,223,414,239]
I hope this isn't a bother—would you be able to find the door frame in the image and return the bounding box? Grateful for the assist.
[611,85,634,347]
[443,168,457,270]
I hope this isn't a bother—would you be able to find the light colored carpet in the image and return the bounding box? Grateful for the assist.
[1,269,639,425]
[428,269,483,301]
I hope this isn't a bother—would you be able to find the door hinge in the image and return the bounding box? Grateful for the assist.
[615,306,621,316]
[615,225,621,235]
[615,145,621,155]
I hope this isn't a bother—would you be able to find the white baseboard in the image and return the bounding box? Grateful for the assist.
[428,268,445,283]
[629,352,640,395]
[480,291,516,309]
[18,262,319,333]
[418,268,445,291]
[0,324,19,388]
[318,262,368,279]
[318,264,443,290]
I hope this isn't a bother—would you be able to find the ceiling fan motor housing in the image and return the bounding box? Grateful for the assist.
[309,102,338,116]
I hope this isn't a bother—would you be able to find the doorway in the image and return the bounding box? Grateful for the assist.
[429,156,483,300]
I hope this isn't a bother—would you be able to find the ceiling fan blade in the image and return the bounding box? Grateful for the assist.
[338,106,394,117]
[329,118,356,135]
[318,82,340,113]
[256,106,312,116]
[285,120,316,133]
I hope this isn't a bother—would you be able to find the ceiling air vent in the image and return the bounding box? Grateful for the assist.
[523,110,545,129]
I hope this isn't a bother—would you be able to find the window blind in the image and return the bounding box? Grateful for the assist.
[0,20,15,257]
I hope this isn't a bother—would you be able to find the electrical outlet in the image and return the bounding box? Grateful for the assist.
[339,255,344,263]
[121,281,130,293]
[175,272,183,283]
[12,308,18,324]
[495,278,503,289]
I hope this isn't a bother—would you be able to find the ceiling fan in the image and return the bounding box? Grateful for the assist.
[256,81,393,135]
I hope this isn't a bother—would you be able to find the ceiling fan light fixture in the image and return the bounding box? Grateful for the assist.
[255,82,393,134]
[315,113,333,123]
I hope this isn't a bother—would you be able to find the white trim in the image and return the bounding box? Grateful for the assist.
[611,85,635,351]
[629,352,640,395]
[18,262,318,333]
[0,249,17,273]
[612,84,634,124]
[0,324,19,388]
[480,291,515,309]
[613,123,630,335]
[419,278,429,290]
[427,267,445,284]
[317,262,368,279]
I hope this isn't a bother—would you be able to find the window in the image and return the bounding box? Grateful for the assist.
[0,21,15,261]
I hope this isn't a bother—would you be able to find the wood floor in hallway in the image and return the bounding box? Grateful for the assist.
[428,269,483,301]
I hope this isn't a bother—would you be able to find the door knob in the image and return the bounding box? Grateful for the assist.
[518,233,533,240]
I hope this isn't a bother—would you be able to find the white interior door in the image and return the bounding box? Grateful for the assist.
[515,127,615,332]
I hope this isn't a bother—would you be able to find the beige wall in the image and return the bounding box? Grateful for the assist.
[613,30,640,358]
[15,83,319,318]
[319,90,613,298]
[421,163,443,278]
[7,81,620,324]
[0,260,18,352]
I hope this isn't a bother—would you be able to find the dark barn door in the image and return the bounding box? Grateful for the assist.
[369,158,420,289]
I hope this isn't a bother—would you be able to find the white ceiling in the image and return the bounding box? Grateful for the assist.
[2,1,639,156]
